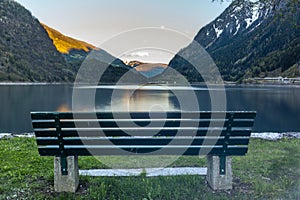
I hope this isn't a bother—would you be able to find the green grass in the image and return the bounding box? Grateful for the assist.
[0,137,299,199]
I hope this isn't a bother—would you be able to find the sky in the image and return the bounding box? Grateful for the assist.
[15,0,232,63]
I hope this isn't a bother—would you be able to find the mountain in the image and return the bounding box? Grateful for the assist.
[0,0,142,83]
[169,0,300,82]
[41,23,96,63]
[0,0,75,82]
[126,61,168,78]
[126,60,144,68]
[41,23,146,83]
[134,63,167,78]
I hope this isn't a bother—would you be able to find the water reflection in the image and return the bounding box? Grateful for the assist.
[0,84,73,133]
[0,84,299,133]
[93,89,177,112]
[226,85,300,131]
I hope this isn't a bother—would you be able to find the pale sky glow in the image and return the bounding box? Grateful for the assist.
[15,0,231,45]
[15,0,231,63]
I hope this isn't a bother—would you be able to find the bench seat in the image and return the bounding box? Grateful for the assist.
[31,111,256,192]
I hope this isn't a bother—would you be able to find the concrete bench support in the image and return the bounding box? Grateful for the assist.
[54,156,79,192]
[206,155,233,190]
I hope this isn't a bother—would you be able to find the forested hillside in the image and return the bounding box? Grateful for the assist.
[0,0,74,82]
[169,0,300,82]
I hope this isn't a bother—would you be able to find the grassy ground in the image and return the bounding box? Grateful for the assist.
[0,137,299,200]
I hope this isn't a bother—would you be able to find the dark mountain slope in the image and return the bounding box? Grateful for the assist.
[0,0,143,83]
[169,0,300,82]
[41,23,145,83]
[0,0,74,82]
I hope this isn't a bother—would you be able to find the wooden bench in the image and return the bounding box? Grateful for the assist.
[31,111,256,192]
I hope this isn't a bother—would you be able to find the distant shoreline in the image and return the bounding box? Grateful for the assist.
[1,132,299,141]
[0,81,300,88]
[0,82,66,85]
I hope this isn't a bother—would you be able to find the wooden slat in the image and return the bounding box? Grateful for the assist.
[36,137,250,146]
[32,121,253,132]
[59,121,219,128]
[34,130,56,137]
[31,111,256,120]
[56,119,253,129]
[33,128,252,137]
[232,112,256,119]
[232,120,254,127]
[32,121,55,129]
[38,146,248,156]
[31,112,56,120]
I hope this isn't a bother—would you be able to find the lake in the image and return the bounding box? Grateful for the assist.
[0,84,299,133]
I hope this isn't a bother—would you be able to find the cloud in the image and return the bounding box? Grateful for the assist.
[126,51,149,58]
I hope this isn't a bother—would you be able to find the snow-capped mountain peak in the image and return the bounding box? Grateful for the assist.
[169,0,299,83]
[194,0,273,48]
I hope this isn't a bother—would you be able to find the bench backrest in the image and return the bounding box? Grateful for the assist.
[31,111,256,157]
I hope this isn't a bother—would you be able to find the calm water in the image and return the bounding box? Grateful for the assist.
[0,84,299,133]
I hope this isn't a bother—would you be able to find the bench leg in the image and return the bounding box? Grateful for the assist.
[54,156,79,192]
[206,155,233,190]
